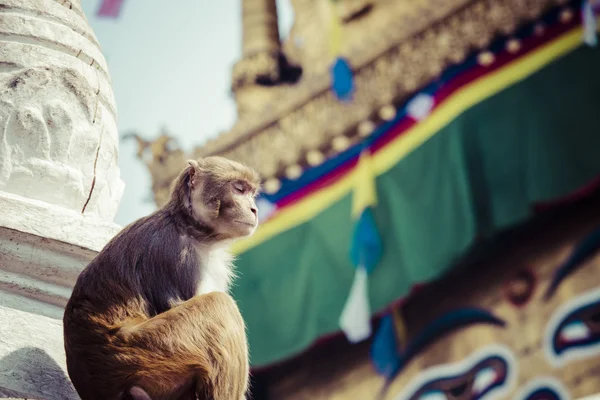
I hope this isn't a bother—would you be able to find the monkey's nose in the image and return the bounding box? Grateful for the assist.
[250,207,257,217]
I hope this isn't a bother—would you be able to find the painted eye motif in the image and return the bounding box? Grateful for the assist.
[418,391,447,400]
[400,346,515,400]
[514,377,569,400]
[233,182,245,193]
[472,366,501,397]
[544,286,600,367]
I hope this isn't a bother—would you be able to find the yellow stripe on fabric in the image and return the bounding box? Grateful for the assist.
[232,26,584,255]
[352,149,378,217]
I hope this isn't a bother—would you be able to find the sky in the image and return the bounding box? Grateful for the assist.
[80,0,294,226]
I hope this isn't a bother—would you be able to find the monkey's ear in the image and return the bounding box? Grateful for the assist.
[187,159,200,169]
[187,159,200,189]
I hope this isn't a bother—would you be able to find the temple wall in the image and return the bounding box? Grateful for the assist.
[260,196,600,400]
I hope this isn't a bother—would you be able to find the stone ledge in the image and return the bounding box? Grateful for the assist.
[0,225,96,320]
[0,306,78,399]
[0,191,121,253]
[0,191,120,320]
[0,386,46,399]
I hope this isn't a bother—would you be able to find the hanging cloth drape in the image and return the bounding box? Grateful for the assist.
[339,149,383,342]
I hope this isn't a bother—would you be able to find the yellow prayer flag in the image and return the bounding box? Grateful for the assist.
[351,149,378,218]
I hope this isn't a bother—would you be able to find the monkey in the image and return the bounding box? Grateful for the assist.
[63,156,261,400]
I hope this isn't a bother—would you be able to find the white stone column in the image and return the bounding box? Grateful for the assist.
[0,1,123,397]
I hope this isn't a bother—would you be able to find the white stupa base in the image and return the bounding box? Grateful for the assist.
[0,190,121,399]
[0,190,121,320]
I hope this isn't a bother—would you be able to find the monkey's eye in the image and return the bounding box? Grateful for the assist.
[233,182,245,194]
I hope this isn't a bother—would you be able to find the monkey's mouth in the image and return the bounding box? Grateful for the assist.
[234,220,257,228]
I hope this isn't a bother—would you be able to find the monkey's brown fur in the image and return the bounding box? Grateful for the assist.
[63,157,261,400]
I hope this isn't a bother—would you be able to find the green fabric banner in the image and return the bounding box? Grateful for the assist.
[233,46,600,367]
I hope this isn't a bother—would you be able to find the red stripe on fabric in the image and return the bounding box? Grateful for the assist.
[533,176,600,213]
[276,157,361,209]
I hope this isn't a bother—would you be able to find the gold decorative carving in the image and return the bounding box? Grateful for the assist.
[477,51,495,66]
[124,129,184,207]
[379,105,396,122]
[334,0,374,23]
[263,177,281,194]
[560,7,574,23]
[232,51,280,91]
[285,164,303,180]
[143,0,565,206]
[358,120,375,137]
[506,38,522,54]
[306,149,325,166]
[332,135,350,152]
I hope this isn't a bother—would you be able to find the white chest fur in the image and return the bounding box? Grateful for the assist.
[195,245,236,295]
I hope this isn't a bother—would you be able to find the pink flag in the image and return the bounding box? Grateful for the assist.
[96,0,125,18]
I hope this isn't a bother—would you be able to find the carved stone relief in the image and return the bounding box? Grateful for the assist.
[0,0,124,221]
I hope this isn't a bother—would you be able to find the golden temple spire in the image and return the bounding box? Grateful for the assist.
[232,0,282,92]
[241,0,281,58]
[231,0,303,116]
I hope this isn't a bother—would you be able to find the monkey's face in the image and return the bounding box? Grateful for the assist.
[214,179,259,238]
[188,157,260,240]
